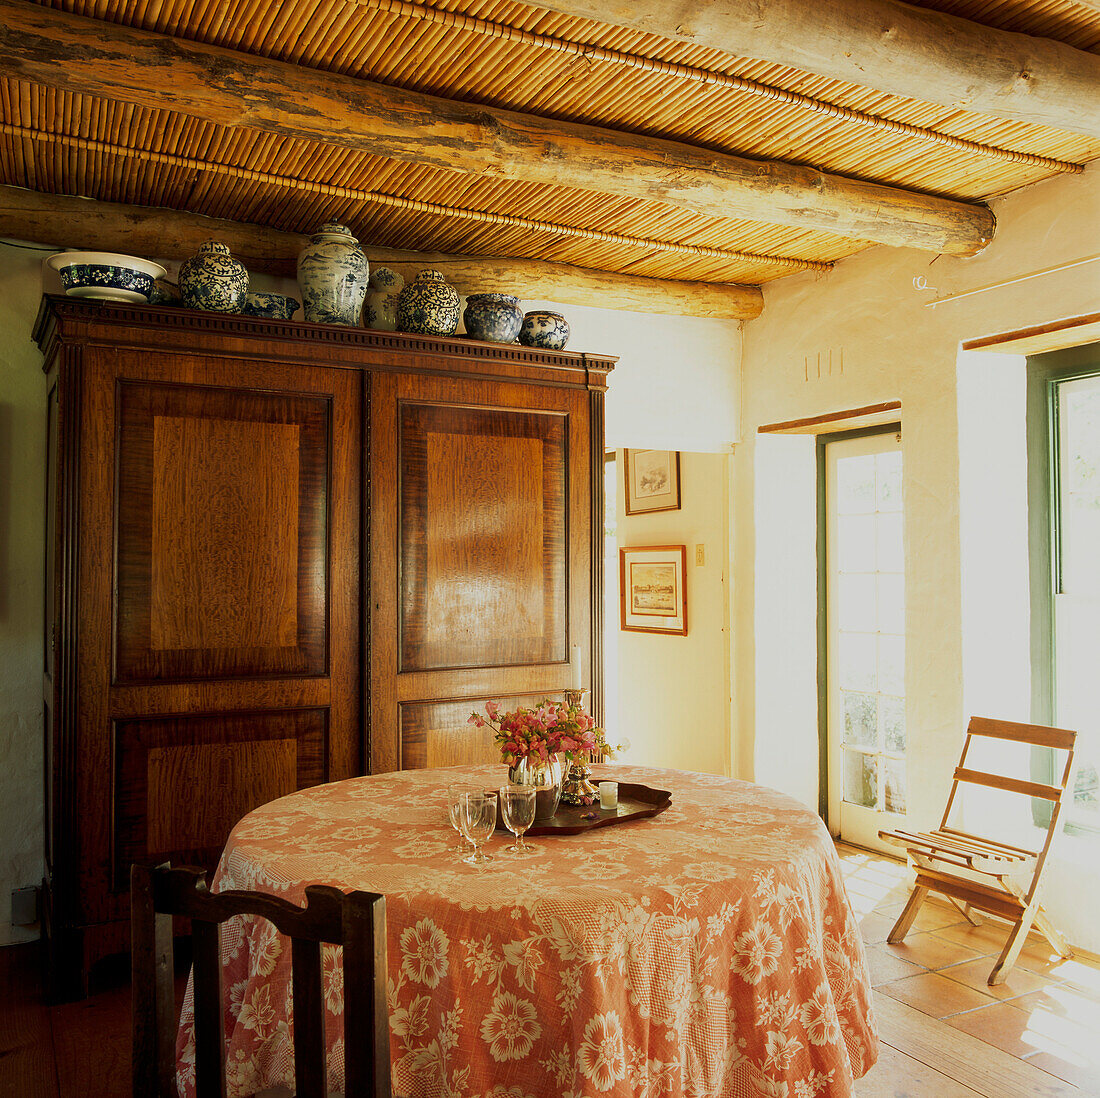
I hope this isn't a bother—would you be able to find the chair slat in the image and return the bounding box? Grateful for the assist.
[967,716,1076,750]
[344,891,392,1098]
[292,939,326,1098]
[913,869,1027,922]
[939,827,1038,858]
[131,864,177,1098]
[910,830,1025,862]
[954,767,1062,801]
[191,920,227,1098]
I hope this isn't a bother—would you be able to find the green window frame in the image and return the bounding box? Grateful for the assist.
[1027,343,1100,836]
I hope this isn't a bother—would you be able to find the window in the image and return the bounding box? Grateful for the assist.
[1052,371,1100,825]
[823,429,907,848]
[1029,344,1100,834]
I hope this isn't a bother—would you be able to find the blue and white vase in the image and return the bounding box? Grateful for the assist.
[463,293,523,343]
[365,267,404,331]
[519,310,570,350]
[297,222,369,326]
[396,270,460,336]
[178,241,248,313]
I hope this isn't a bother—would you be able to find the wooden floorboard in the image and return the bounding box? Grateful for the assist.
[857,1038,985,1097]
[50,955,132,1098]
[0,943,60,1098]
[873,994,1083,1097]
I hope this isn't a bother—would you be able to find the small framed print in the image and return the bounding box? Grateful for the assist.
[619,545,688,635]
[624,449,681,515]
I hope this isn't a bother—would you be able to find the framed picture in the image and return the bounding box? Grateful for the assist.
[624,449,681,515]
[619,545,688,635]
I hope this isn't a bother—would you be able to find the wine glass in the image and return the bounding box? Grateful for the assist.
[447,784,476,856]
[459,791,497,865]
[498,786,537,855]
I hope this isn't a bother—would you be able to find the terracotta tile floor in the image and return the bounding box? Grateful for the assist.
[837,841,1100,1096]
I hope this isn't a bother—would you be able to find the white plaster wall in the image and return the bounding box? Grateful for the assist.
[610,450,732,777]
[734,164,1100,950]
[522,297,742,453]
[0,242,50,945]
[524,299,741,779]
[750,433,818,807]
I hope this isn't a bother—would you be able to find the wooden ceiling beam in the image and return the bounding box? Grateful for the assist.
[0,0,994,256]
[531,0,1100,140]
[0,186,764,319]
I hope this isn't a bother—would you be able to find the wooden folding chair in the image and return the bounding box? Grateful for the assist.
[131,863,390,1098]
[879,716,1076,985]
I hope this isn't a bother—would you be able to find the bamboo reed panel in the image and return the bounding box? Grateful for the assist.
[354,0,1083,172]
[0,120,831,272]
[2,0,1097,285]
[28,0,1100,196]
[0,1,1002,255]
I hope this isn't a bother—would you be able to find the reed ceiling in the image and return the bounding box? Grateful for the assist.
[0,0,1098,290]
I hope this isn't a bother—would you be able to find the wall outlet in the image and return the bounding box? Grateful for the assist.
[695,544,705,566]
[11,886,39,926]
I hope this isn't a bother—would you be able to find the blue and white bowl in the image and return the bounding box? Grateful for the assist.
[48,251,166,304]
[519,310,571,350]
[464,293,523,343]
[243,292,300,320]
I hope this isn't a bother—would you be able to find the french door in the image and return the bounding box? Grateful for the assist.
[825,431,909,850]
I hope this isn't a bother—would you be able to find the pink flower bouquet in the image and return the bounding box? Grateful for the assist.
[468,699,598,766]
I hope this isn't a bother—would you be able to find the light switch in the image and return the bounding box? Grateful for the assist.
[695,544,705,566]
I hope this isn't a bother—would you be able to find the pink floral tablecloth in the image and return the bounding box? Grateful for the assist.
[176,765,877,1098]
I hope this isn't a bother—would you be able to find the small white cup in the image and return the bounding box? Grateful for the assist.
[599,781,619,810]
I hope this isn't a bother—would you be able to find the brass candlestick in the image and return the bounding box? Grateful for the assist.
[560,687,600,805]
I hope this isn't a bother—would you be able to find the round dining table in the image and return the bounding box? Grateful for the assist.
[175,764,877,1098]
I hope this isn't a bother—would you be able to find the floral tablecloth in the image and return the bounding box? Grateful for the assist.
[176,765,876,1098]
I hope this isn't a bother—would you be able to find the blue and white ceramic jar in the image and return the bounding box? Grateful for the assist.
[365,267,404,331]
[519,310,570,350]
[396,269,460,335]
[297,222,369,326]
[463,293,523,343]
[179,241,248,313]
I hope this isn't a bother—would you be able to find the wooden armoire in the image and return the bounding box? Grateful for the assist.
[35,296,613,996]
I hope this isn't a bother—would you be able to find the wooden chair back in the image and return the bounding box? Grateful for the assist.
[131,863,390,1098]
[940,716,1076,902]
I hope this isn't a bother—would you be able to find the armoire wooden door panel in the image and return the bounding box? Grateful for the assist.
[115,379,330,683]
[71,345,359,926]
[112,709,327,891]
[400,693,550,769]
[372,370,593,774]
[399,402,567,672]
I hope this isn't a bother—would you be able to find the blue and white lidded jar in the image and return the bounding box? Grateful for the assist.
[178,241,249,313]
[396,269,461,336]
[297,222,369,326]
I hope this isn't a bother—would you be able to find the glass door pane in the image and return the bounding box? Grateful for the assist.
[826,432,908,849]
[1054,374,1100,824]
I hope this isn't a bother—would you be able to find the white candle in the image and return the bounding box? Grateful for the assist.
[571,645,582,690]
[599,782,618,809]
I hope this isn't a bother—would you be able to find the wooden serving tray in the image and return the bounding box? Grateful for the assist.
[495,782,671,836]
